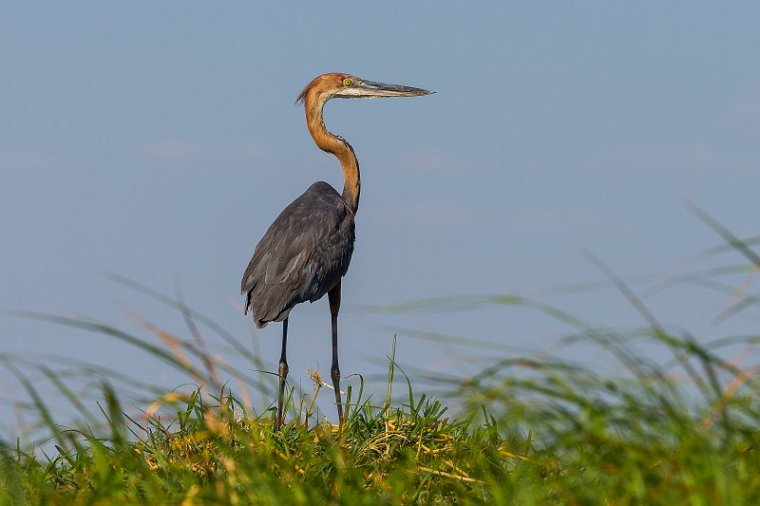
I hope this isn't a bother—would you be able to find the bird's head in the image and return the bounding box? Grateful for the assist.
[297,73,433,105]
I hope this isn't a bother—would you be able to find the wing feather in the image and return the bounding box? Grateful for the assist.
[241,182,355,327]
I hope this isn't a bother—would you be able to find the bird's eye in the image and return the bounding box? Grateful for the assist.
[343,79,352,86]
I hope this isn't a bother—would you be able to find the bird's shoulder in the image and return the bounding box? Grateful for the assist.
[274,181,351,230]
[241,181,354,293]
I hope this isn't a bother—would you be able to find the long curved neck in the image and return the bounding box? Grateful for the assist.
[303,95,360,212]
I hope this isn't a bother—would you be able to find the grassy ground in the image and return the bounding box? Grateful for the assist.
[2,211,760,504]
[3,314,759,505]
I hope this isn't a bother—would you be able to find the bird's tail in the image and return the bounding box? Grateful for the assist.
[243,291,251,315]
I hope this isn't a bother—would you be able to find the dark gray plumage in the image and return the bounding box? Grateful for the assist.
[241,181,355,327]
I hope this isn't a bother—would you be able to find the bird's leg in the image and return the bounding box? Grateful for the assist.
[328,283,344,426]
[276,318,289,430]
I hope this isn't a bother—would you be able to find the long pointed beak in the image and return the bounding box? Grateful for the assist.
[334,79,434,99]
[358,79,434,98]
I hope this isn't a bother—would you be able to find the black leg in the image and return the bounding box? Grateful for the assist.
[328,283,344,426]
[276,318,289,430]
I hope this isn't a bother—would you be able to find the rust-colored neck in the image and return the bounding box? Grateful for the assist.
[303,92,360,212]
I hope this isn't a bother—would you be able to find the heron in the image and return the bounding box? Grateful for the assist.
[241,73,432,428]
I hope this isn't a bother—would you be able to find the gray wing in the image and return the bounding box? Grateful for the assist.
[241,182,355,327]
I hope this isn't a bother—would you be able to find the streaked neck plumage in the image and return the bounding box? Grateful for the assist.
[303,92,360,213]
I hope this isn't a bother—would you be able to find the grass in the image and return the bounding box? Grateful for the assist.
[2,209,760,504]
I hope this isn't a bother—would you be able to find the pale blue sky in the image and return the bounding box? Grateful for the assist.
[2,2,760,426]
